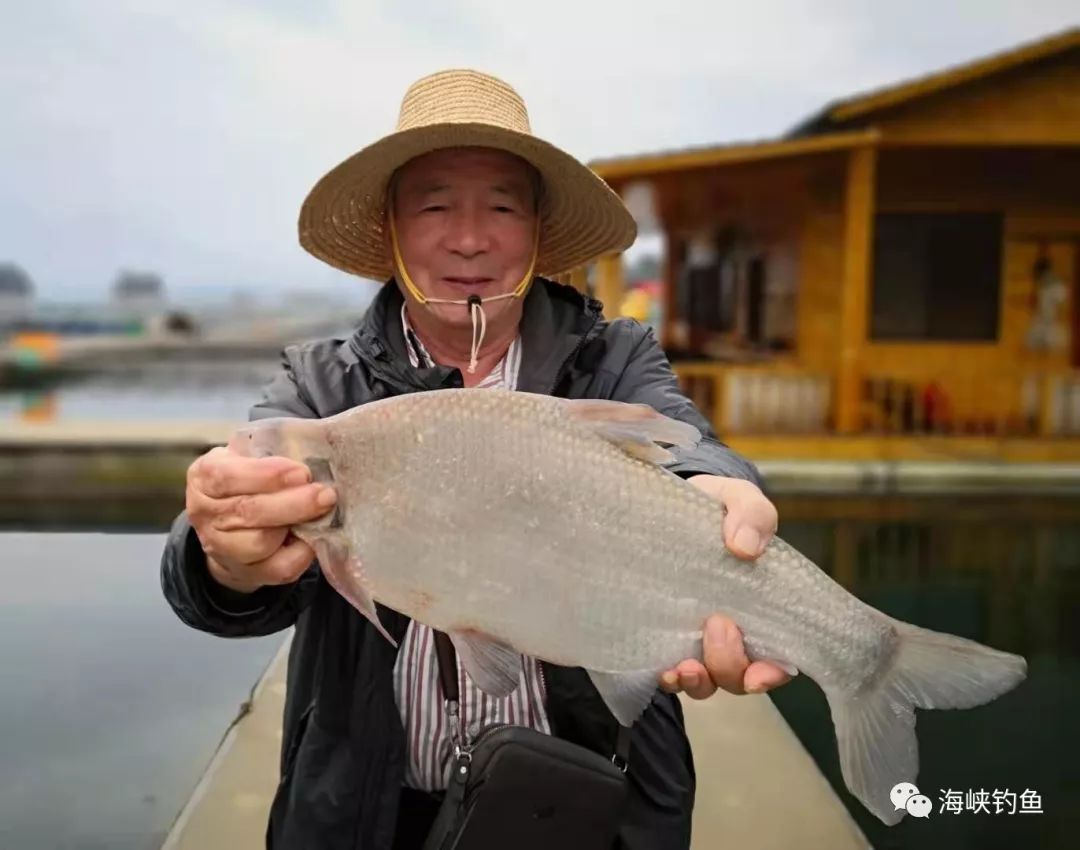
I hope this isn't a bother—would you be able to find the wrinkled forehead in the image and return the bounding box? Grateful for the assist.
[390,146,542,204]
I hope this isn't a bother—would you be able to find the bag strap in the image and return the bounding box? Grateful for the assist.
[432,630,631,770]
[434,629,460,703]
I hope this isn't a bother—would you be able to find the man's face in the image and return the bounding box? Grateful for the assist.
[388,147,539,329]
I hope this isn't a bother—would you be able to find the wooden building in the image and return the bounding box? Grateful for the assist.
[588,27,1080,462]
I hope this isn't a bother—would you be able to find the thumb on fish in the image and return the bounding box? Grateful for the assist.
[686,474,777,560]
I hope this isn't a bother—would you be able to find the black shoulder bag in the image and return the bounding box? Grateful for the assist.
[420,631,631,850]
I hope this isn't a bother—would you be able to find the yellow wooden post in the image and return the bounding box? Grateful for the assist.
[594,254,625,320]
[715,368,729,434]
[836,145,877,434]
[567,265,590,296]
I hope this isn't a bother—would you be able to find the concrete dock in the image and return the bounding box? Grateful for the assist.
[4,420,1080,500]
[161,634,870,850]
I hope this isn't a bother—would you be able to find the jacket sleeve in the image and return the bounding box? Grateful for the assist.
[607,320,765,489]
[160,346,322,638]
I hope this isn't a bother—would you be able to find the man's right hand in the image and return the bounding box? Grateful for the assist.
[186,446,338,594]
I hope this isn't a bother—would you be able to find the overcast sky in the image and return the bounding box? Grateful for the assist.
[2,1,1076,302]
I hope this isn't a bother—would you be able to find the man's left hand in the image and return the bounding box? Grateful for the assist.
[658,475,792,698]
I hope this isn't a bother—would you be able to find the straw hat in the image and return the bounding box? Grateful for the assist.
[298,69,637,281]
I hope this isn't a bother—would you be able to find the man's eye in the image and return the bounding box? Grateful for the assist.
[493,205,515,213]
[422,205,447,213]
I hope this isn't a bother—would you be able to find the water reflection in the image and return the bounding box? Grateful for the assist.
[0,532,283,850]
[772,494,1080,850]
[0,359,280,423]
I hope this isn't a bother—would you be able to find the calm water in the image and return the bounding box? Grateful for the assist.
[772,495,1080,850]
[0,533,283,850]
[0,360,280,422]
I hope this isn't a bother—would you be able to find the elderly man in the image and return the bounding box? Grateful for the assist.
[162,69,789,849]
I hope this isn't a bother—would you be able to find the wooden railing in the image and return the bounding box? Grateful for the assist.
[858,369,1080,437]
[673,363,833,435]
[1045,372,1080,436]
[673,361,1080,438]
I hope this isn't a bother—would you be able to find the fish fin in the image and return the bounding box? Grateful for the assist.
[586,669,658,726]
[561,399,700,464]
[312,537,397,648]
[449,630,522,697]
[827,616,1027,826]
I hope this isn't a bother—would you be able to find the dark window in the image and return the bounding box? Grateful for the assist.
[677,248,736,334]
[870,213,1002,341]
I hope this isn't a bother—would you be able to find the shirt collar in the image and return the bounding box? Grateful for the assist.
[400,303,434,369]
[400,302,522,388]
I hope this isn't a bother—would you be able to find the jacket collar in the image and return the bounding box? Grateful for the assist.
[348,277,604,395]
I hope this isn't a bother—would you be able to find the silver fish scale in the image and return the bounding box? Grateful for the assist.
[323,389,896,690]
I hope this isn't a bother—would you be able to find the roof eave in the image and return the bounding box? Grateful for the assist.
[590,129,880,183]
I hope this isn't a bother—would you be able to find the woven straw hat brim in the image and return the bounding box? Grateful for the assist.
[298,122,637,281]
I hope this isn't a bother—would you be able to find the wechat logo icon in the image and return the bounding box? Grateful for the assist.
[890,782,932,819]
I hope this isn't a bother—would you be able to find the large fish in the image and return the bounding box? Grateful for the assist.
[229,388,1027,825]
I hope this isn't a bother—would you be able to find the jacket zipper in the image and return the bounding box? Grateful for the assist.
[547,310,600,395]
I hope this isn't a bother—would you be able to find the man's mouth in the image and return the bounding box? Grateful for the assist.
[442,277,494,287]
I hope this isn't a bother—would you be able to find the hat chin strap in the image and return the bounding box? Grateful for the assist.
[388,207,539,375]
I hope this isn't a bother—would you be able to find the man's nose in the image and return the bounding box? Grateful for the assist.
[444,207,489,257]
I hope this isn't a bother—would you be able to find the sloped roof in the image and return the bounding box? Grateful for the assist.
[787,26,1079,137]
[589,26,1078,181]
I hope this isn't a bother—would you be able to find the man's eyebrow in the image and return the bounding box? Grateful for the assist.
[408,181,450,195]
[491,182,531,199]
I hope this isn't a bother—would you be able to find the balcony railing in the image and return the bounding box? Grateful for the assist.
[672,361,1080,438]
[859,370,1080,437]
[673,363,832,434]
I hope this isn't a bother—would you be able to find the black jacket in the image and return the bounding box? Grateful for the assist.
[161,278,763,849]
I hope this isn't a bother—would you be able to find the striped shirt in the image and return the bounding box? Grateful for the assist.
[392,304,551,791]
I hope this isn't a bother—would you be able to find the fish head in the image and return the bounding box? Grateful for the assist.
[228,417,332,472]
[229,417,343,535]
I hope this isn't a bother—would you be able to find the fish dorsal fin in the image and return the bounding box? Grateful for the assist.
[561,399,701,464]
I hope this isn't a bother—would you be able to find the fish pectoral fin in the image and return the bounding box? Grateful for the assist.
[560,399,700,465]
[586,669,658,726]
[448,630,522,697]
[312,537,397,648]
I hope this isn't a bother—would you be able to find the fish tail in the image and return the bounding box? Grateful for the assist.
[826,617,1026,825]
